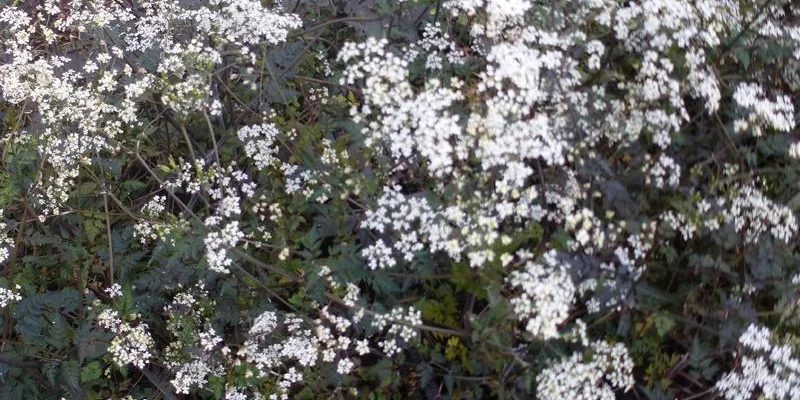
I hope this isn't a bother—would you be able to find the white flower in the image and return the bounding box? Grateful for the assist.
[789,142,800,159]
[356,339,370,355]
[507,250,575,339]
[190,0,301,46]
[733,83,796,134]
[107,322,155,369]
[716,324,800,400]
[645,153,681,189]
[724,185,798,244]
[171,360,212,394]
[337,358,355,375]
[538,340,635,400]
[105,283,123,299]
[0,285,22,308]
[237,123,281,170]
[204,220,244,274]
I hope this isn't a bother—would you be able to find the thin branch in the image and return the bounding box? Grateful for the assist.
[103,192,114,284]
[202,110,222,168]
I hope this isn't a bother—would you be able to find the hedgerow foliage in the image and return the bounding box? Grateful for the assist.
[1,0,800,399]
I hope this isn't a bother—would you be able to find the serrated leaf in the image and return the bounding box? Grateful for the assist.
[80,361,102,383]
[653,313,675,338]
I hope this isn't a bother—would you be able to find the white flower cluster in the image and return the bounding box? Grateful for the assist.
[164,160,254,274]
[609,1,746,148]
[0,0,300,217]
[660,196,723,242]
[162,74,220,117]
[171,360,215,395]
[280,163,333,203]
[506,250,575,339]
[238,311,320,399]
[204,220,245,274]
[565,208,607,254]
[577,225,656,315]
[105,283,123,299]
[191,0,302,46]
[333,8,800,397]
[308,87,329,104]
[733,82,796,136]
[645,153,681,189]
[133,195,182,245]
[362,186,507,268]
[404,23,466,70]
[157,38,226,115]
[584,39,605,70]
[361,239,396,270]
[344,1,712,344]
[716,324,800,400]
[0,285,22,308]
[627,51,686,149]
[0,210,14,264]
[443,0,532,38]
[316,304,362,368]
[122,0,300,57]
[362,188,436,268]
[237,123,281,170]
[163,286,225,394]
[537,340,635,400]
[790,142,800,159]
[317,266,420,361]
[471,35,574,189]
[339,38,467,177]
[371,306,423,356]
[615,0,737,52]
[7,0,800,396]
[0,53,122,216]
[231,268,425,398]
[724,185,798,244]
[0,2,141,215]
[225,387,265,400]
[98,309,155,370]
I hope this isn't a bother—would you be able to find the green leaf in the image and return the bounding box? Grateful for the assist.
[76,323,111,362]
[120,180,147,194]
[207,374,225,399]
[62,359,82,390]
[734,48,750,70]
[451,263,484,299]
[653,313,675,338]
